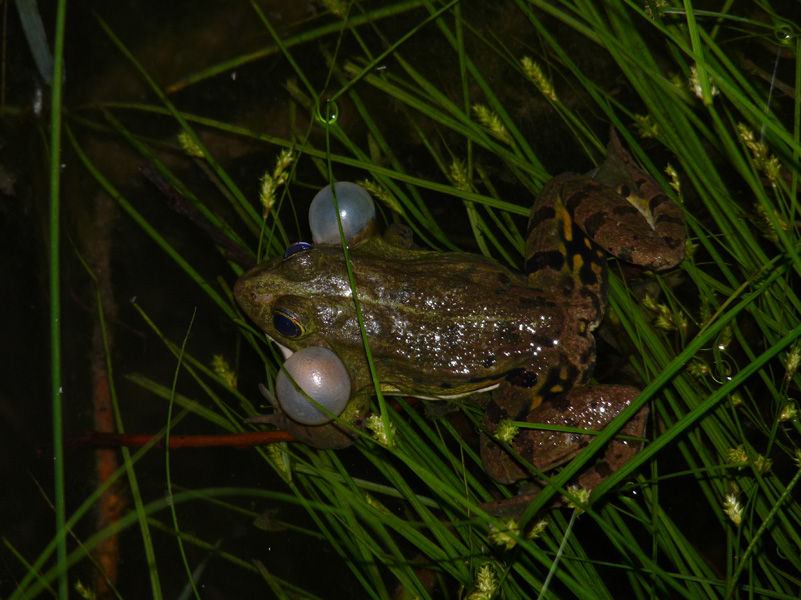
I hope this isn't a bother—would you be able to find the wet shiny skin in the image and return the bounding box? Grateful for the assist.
[236,133,685,495]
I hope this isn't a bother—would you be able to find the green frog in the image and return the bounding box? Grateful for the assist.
[234,131,685,497]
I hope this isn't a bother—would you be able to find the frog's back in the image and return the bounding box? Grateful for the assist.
[348,251,572,396]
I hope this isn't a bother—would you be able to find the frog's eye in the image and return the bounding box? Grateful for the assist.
[309,181,376,245]
[273,309,305,338]
[284,241,313,259]
[276,346,351,425]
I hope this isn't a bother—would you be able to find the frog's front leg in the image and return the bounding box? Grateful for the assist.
[245,385,370,449]
[480,384,646,493]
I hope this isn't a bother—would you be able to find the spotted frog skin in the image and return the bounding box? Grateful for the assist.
[235,131,685,496]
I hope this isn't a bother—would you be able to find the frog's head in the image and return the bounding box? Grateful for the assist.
[234,241,376,448]
[235,242,369,362]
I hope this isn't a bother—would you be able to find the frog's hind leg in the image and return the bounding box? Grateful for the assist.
[481,384,646,492]
[570,131,685,271]
[524,173,610,330]
[572,392,648,494]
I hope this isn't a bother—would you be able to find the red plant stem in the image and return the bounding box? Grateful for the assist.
[44,430,296,453]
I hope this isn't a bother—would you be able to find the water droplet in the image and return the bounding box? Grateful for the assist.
[774,24,794,46]
[315,99,339,125]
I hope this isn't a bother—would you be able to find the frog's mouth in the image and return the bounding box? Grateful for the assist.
[263,333,294,360]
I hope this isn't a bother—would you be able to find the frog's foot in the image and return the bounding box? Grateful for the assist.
[245,411,364,449]
[243,383,368,450]
[480,384,647,499]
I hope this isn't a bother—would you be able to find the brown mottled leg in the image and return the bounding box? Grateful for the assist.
[480,385,647,515]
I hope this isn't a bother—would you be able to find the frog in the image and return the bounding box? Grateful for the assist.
[234,130,685,501]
